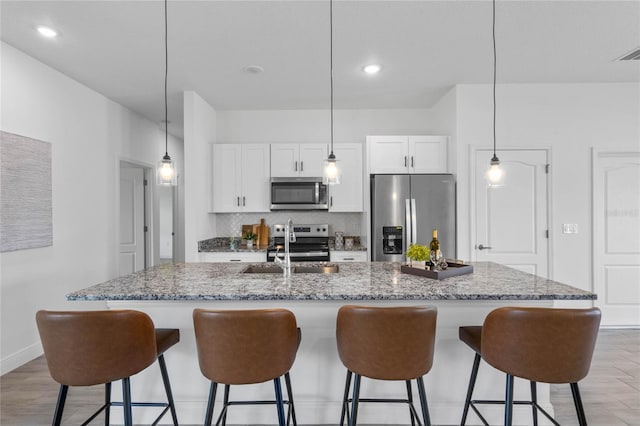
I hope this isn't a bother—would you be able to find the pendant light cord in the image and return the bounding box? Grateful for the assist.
[492,0,498,162]
[329,0,334,157]
[164,0,169,158]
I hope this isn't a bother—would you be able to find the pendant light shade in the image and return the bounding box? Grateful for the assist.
[157,0,176,186]
[486,0,504,187]
[323,0,340,185]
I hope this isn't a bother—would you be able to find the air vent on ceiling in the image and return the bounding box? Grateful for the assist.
[617,47,640,61]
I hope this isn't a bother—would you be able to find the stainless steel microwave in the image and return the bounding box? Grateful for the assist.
[270,177,328,210]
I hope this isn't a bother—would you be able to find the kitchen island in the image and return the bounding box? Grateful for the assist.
[68,262,595,425]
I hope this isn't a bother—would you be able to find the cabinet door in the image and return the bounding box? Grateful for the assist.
[367,136,410,173]
[329,143,363,212]
[330,251,368,262]
[270,144,300,177]
[241,144,271,212]
[212,144,242,212]
[199,252,266,263]
[299,144,327,177]
[409,136,448,173]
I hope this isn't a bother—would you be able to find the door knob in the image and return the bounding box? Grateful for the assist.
[478,244,493,250]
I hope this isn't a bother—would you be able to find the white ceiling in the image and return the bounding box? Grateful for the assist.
[2,0,639,138]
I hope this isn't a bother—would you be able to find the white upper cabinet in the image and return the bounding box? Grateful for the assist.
[212,144,270,212]
[367,135,448,174]
[329,143,363,212]
[271,143,327,177]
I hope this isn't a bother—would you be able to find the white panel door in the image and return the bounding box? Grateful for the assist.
[119,167,145,276]
[367,136,410,174]
[212,144,242,212]
[410,136,448,173]
[593,150,640,326]
[241,144,271,212]
[473,149,549,277]
[299,143,327,177]
[270,143,299,177]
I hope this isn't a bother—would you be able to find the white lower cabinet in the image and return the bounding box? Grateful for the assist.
[199,252,266,263]
[330,251,368,262]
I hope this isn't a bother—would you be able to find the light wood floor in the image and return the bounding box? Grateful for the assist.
[1,329,638,425]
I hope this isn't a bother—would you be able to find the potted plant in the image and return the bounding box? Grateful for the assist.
[406,244,430,269]
[243,231,258,248]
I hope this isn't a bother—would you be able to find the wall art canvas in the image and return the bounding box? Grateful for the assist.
[1,131,53,252]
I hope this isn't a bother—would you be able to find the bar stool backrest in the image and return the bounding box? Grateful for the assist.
[336,305,437,381]
[193,308,299,385]
[36,310,157,386]
[481,307,601,384]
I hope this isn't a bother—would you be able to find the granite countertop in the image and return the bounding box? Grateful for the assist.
[67,262,596,302]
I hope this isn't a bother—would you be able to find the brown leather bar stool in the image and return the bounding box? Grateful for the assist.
[459,306,601,426]
[36,309,180,426]
[193,308,300,426]
[336,305,438,426]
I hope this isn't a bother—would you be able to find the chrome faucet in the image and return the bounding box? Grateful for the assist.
[274,219,296,275]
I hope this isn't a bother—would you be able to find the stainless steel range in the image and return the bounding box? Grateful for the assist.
[267,224,330,262]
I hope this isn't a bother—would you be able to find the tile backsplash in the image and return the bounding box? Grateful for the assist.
[216,212,363,238]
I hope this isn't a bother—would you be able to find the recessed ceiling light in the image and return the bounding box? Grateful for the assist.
[242,65,264,74]
[36,26,57,38]
[363,64,381,74]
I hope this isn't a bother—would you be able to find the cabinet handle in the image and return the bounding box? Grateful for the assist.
[242,196,246,206]
[343,257,355,261]
[301,161,304,172]
[237,196,240,206]
[294,161,298,172]
[404,156,407,167]
[330,196,333,207]
[411,156,414,168]
[229,259,241,262]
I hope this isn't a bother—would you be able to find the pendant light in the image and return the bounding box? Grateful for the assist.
[323,0,340,185]
[486,0,504,187]
[157,0,177,186]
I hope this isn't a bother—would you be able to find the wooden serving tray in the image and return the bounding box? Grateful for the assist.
[400,261,474,280]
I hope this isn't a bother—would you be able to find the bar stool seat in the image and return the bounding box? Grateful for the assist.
[36,309,180,426]
[336,305,437,426]
[193,308,300,426]
[459,307,601,426]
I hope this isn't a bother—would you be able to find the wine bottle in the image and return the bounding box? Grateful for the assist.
[430,229,441,260]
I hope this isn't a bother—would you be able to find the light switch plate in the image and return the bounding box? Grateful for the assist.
[562,224,578,234]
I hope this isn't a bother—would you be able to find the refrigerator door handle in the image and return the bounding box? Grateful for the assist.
[405,198,412,253]
[411,198,417,244]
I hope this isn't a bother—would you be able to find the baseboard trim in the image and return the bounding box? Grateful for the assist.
[1,341,43,375]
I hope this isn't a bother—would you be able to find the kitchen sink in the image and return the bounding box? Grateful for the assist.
[241,264,339,274]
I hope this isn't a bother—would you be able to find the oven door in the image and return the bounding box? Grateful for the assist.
[270,177,328,210]
[267,249,330,262]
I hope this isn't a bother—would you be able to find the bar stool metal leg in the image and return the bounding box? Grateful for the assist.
[104,382,111,426]
[122,377,133,426]
[157,355,179,426]
[570,383,588,426]
[406,380,416,426]
[349,373,362,426]
[530,381,538,426]
[416,376,431,426]
[340,370,353,426]
[204,382,218,426]
[220,384,230,426]
[461,352,481,425]
[504,374,514,426]
[52,384,68,426]
[284,372,297,426]
[274,377,286,426]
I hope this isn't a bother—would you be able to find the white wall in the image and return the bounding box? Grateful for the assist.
[216,108,435,143]
[451,83,640,292]
[0,42,184,373]
[183,91,217,261]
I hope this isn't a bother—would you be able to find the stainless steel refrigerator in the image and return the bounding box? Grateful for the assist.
[371,174,456,262]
